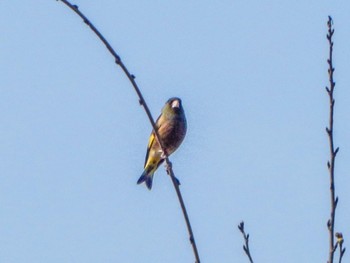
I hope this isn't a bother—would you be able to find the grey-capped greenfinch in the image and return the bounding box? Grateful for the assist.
[137,97,187,190]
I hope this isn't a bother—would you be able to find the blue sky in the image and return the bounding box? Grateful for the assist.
[1,1,350,262]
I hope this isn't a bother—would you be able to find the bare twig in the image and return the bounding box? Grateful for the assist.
[238,221,254,263]
[335,233,346,263]
[326,15,336,263]
[56,1,200,262]
[325,16,346,263]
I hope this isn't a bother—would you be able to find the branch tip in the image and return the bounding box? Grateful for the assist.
[238,221,254,263]
[335,232,343,244]
[334,147,339,156]
[238,221,244,231]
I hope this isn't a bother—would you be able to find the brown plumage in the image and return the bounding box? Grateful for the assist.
[137,97,187,190]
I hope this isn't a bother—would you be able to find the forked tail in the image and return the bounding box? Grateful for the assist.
[137,170,154,190]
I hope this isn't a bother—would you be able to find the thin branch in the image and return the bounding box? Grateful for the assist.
[325,16,345,263]
[56,1,200,262]
[335,233,346,263]
[238,221,254,263]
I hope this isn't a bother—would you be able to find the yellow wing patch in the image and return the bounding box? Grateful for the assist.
[144,132,155,167]
[147,132,155,150]
[144,113,164,167]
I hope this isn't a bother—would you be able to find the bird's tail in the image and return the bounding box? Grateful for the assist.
[137,169,154,190]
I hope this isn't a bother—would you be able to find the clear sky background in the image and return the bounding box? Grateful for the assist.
[1,1,350,263]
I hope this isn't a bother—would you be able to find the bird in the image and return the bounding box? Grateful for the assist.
[137,97,187,190]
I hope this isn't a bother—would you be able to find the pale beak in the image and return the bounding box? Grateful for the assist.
[171,100,180,108]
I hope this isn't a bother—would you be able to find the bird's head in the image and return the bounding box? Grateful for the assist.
[164,97,183,115]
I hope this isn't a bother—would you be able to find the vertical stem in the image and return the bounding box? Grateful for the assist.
[325,16,338,263]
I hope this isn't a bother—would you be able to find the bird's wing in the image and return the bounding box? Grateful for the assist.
[144,114,163,167]
[144,132,155,167]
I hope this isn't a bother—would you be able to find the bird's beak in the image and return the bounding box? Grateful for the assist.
[171,100,180,108]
